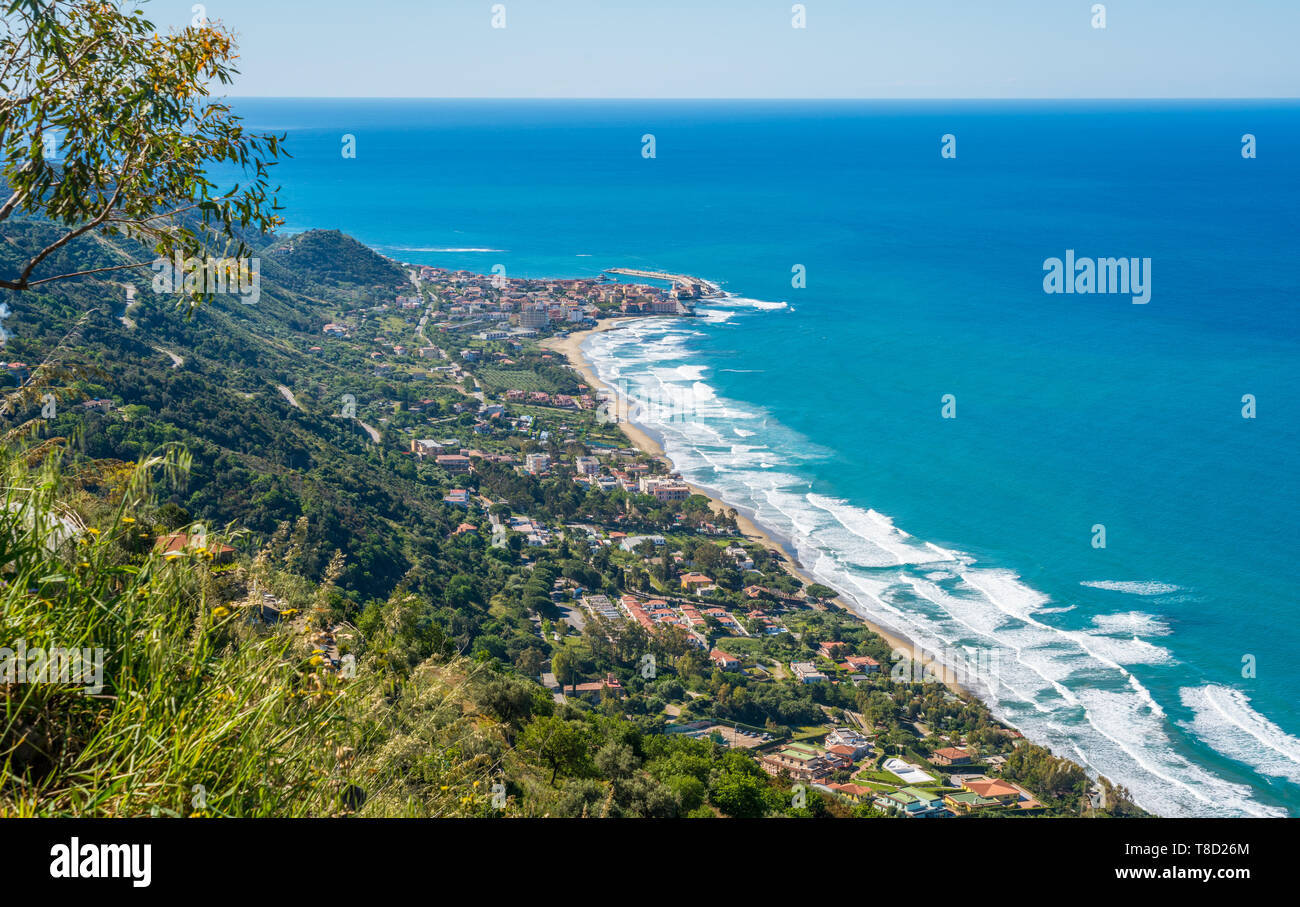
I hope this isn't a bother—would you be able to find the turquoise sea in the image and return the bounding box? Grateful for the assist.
[222,99,1299,816]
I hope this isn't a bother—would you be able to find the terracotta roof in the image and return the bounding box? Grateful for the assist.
[964,778,1020,799]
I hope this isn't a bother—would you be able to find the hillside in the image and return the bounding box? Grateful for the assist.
[267,229,408,288]
[0,222,1145,818]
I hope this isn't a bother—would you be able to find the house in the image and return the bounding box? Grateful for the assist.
[930,746,972,766]
[708,649,740,671]
[524,453,550,474]
[650,483,691,503]
[818,641,849,659]
[842,655,881,674]
[443,489,470,507]
[825,728,873,759]
[153,532,234,564]
[725,546,755,570]
[619,534,666,552]
[4,362,29,385]
[943,791,1003,813]
[680,573,714,591]
[828,783,872,803]
[790,662,827,684]
[960,777,1022,805]
[760,743,832,782]
[435,455,471,474]
[565,673,624,700]
[876,786,946,816]
[826,744,865,764]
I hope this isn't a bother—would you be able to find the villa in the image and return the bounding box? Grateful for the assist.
[680,573,714,591]
[931,747,973,766]
[790,662,827,684]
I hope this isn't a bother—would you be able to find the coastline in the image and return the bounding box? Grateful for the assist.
[542,319,975,699]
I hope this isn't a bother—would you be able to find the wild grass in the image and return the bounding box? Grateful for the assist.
[0,443,362,816]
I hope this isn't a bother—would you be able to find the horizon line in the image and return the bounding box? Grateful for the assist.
[223,96,1300,101]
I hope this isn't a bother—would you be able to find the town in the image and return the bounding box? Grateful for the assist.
[275,252,1137,818]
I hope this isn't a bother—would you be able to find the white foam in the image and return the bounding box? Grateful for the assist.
[580,307,1286,818]
[1089,611,1172,636]
[1081,580,1184,596]
[708,293,788,311]
[1072,687,1283,817]
[1180,685,1300,786]
[806,493,955,567]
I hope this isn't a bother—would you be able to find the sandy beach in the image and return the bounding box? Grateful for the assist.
[542,320,973,697]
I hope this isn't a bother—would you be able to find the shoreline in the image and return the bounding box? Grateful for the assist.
[542,319,976,699]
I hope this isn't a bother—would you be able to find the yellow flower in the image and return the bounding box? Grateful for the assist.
[87,527,100,535]
[212,606,230,618]
[121,517,136,524]
[309,655,324,666]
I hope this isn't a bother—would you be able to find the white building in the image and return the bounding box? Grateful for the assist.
[791,662,828,684]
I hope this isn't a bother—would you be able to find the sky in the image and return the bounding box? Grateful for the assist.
[149,0,1299,98]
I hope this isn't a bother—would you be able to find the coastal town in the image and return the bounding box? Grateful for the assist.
[286,253,1140,818]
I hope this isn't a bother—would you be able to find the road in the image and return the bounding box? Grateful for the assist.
[277,385,302,410]
[357,420,381,443]
[153,346,183,369]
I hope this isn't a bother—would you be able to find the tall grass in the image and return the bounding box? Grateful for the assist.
[0,442,361,816]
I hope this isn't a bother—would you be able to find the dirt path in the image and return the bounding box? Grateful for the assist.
[277,385,302,410]
[153,346,183,368]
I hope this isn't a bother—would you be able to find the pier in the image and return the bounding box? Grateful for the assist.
[604,268,722,299]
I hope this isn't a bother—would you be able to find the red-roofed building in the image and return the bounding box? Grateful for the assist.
[931,746,973,766]
[680,572,714,591]
[962,778,1021,803]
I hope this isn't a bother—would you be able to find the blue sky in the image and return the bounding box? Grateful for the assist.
[157,0,1298,98]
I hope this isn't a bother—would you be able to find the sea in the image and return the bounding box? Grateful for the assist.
[218,98,1300,817]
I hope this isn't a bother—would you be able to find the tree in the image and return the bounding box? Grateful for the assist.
[806,584,836,601]
[708,770,770,819]
[551,648,576,688]
[518,716,590,786]
[0,1,284,294]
